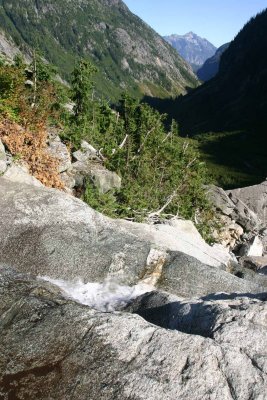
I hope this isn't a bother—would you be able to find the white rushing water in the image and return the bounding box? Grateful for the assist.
[40,276,153,312]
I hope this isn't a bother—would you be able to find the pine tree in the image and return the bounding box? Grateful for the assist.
[71,59,97,121]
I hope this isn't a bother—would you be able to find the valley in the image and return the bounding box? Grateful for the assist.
[0,1,267,398]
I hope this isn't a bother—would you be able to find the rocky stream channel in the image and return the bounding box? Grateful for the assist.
[0,135,267,399]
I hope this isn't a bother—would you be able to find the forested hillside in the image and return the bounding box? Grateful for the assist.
[146,9,267,187]
[197,43,230,81]
[173,9,267,135]
[0,0,198,100]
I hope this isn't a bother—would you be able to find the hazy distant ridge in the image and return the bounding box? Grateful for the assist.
[164,32,217,69]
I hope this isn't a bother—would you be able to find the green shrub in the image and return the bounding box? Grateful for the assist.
[67,65,213,235]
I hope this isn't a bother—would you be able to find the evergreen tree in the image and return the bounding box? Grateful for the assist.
[71,59,97,121]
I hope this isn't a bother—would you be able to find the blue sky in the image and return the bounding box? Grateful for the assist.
[123,0,267,47]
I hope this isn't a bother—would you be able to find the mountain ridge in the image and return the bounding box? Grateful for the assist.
[174,9,267,134]
[164,31,217,69]
[0,0,199,100]
[197,42,230,81]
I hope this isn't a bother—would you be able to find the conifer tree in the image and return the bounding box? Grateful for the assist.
[71,59,97,122]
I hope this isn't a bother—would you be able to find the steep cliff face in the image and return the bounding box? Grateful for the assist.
[0,0,199,100]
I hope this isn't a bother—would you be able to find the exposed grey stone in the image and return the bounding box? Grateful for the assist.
[0,160,7,174]
[230,196,261,232]
[91,167,121,194]
[73,141,98,163]
[66,160,86,187]
[0,32,26,61]
[68,160,121,193]
[60,171,75,190]
[0,139,6,160]
[227,180,267,225]
[124,289,267,334]
[206,185,235,216]
[3,165,43,187]
[118,218,234,269]
[229,262,267,287]
[239,236,264,257]
[73,149,92,163]
[0,268,267,400]
[0,178,265,298]
[125,288,267,392]
[156,251,266,297]
[0,139,7,174]
[81,140,98,154]
[47,136,71,173]
[260,228,267,256]
[207,185,262,250]
[240,256,267,272]
[63,102,74,113]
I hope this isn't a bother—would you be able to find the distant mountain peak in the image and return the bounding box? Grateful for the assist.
[164,32,217,68]
[185,31,196,37]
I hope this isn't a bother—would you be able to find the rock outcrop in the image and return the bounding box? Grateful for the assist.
[47,134,72,173]
[3,164,44,187]
[227,181,267,225]
[66,158,121,194]
[207,184,266,254]
[1,168,267,399]
[1,177,266,298]
[125,289,267,335]
[0,268,266,400]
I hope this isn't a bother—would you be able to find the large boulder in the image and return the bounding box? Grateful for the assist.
[73,140,98,162]
[90,166,122,194]
[71,140,121,193]
[207,184,235,216]
[0,268,267,400]
[68,160,121,194]
[230,196,261,232]
[47,135,72,173]
[3,164,43,187]
[207,184,261,232]
[227,181,267,225]
[1,177,266,297]
[239,236,264,257]
[156,251,267,296]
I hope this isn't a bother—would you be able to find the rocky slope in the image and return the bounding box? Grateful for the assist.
[197,42,230,81]
[1,132,267,291]
[0,0,198,100]
[0,158,267,398]
[164,32,217,70]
